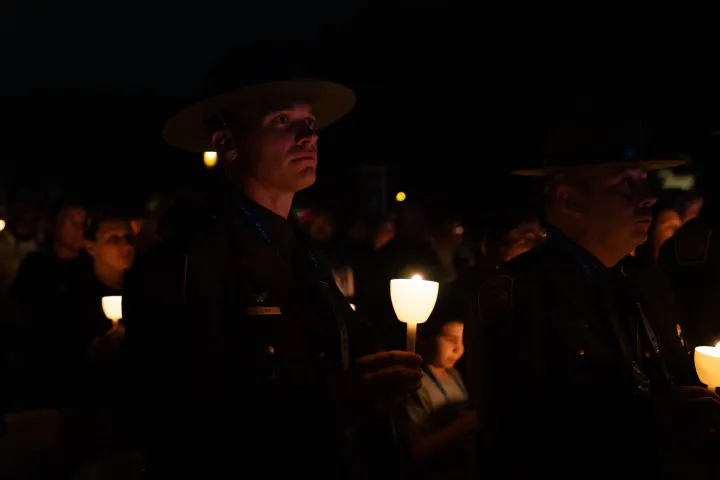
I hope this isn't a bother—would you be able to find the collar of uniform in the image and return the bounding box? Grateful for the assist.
[546,226,608,277]
[231,193,296,251]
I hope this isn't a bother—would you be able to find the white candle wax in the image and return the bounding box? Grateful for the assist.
[102,296,123,326]
[390,275,439,353]
[694,342,720,392]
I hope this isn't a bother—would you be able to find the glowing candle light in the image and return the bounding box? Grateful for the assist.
[101,296,122,326]
[204,151,218,168]
[390,274,439,352]
[694,342,720,392]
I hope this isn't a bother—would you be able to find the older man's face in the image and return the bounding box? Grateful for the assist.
[575,167,657,253]
[233,101,318,193]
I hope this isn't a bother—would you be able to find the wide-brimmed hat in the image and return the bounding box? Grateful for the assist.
[162,44,356,153]
[511,126,686,176]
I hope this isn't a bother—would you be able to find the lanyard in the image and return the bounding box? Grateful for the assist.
[572,251,675,392]
[423,366,466,402]
[234,198,351,371]
[620,266,675,386]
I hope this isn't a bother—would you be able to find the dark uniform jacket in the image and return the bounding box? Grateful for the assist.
[466,229,701,479]
[658,216,720,350]
[122,194,379,479]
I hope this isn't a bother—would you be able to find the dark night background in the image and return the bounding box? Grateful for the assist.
[2,2,720,223]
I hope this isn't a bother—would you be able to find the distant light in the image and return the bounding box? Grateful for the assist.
[0,219,5,232]
[396,191,406,202]
[657,169,695,191]
[204,151,218,169]
[452,225,464,236]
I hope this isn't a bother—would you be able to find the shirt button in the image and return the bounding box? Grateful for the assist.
[266,346,275,355]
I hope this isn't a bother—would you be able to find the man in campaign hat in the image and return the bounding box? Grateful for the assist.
[464,126,720,479]
[123,44,423,478]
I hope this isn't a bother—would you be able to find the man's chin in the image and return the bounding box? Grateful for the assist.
[293,169,317,192]
[630,229,649,244]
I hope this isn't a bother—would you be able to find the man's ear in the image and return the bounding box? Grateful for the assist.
[555,185,584,216]
[211,129,237,164]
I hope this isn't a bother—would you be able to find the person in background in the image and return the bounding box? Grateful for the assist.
[11,196,90,409]
[635,206,682,264]
[479,210,545,268]
[675,190,704,223]
[658,191,720,351]
[430,218,469,284]
[55,210,137,477]
[299,205,356,302]
[344,215,395,316]
[12,196,89,305]
[0,190,43,297]
[75,210,135,382]
[398,299,477,480]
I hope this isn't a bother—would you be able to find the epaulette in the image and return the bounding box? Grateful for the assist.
[674,227,712,266]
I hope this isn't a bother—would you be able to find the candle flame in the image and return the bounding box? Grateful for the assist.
[411,274,422,281]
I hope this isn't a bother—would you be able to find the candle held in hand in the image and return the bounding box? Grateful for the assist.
[102,296,123,326]
[390,275,439,352]
[694,342,720,392]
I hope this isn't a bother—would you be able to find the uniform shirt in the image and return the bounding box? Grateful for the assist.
[123,194,376,479]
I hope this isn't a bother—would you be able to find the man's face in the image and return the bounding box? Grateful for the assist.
[232,101,318,193]
[55,206,87,251]
[573,167,656,253]
[87,219,135,271]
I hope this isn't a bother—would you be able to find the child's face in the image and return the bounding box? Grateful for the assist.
[433,321,464,369]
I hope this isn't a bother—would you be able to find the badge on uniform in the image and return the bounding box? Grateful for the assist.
[246,291,281,315]
[246,306,281,315]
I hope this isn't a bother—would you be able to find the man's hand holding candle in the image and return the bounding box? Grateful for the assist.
[346,350,424,415]
[655,386,720,440]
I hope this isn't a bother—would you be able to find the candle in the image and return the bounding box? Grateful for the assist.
[694,342,720,392]
[390,274,439,352]
[101,296,123,326]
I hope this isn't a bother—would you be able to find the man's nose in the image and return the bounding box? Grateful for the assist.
[296,125,318,145]
[639,195,657,209]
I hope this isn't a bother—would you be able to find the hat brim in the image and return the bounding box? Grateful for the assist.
[163,80,356,153]
[511,160,687,177]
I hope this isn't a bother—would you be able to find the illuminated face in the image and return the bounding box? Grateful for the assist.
[432,321,464,370]
[576,167,657,253]
[232,101,318,194]
[87,219,136,271]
